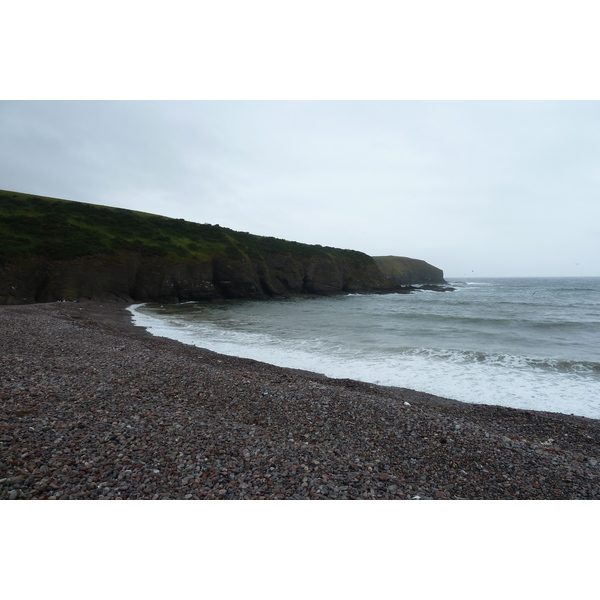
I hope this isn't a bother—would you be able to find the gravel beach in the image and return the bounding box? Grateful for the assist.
[1,301,599,500]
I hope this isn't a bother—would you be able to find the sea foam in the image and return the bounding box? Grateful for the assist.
[129,301,600,420]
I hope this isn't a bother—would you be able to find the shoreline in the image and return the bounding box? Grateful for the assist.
[1,300,599,499]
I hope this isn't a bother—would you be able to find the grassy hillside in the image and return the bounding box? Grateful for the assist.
[0,190,373,266]
[373,255,445,284]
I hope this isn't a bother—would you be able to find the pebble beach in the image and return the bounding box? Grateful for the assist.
[2,301,599,500]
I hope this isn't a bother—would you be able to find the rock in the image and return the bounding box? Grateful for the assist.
[6,475,25,484]
[1,250,412,304]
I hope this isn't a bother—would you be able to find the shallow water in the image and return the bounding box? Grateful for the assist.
[129,277,600,419]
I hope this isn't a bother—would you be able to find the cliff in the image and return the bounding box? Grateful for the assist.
[373,255,446,285]
[0,252,404,304]
[0,190,408,304]
[0,191,447,304]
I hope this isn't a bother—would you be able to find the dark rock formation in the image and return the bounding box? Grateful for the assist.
[0,251,403,304]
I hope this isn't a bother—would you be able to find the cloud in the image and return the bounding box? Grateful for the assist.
[1,100,599,276]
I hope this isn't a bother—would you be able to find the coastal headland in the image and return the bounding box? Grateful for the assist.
[1,301,599,500]
[0,190,447,304]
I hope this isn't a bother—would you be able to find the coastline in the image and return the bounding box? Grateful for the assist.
[1,300,599,499]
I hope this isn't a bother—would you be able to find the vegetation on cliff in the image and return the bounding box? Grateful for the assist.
[373,255,446,285]
[0,190,446,304]
[1,190,399,303]
[0,190,373,266]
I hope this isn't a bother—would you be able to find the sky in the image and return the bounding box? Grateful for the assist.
[2,100,599,278]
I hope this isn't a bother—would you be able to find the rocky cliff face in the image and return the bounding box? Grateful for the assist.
[0,251,401,304]
[373,256,446,285]
[1,190,449,304]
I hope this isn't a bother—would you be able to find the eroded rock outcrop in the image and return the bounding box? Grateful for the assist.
[0,251,401,304]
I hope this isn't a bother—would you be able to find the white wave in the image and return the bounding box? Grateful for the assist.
[128,304,600,420]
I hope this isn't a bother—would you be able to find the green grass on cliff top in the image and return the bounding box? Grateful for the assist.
[0,190,374,265]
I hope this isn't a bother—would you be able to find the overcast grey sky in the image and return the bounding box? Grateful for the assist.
[1,100,598,277]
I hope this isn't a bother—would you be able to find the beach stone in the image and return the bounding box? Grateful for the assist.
[1,301,600,501]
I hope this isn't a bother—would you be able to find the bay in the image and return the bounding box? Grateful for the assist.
[129,277,600,419]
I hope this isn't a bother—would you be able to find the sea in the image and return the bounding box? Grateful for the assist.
[128,277,600,420]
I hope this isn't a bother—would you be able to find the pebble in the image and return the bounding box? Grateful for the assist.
[1,301,600,500]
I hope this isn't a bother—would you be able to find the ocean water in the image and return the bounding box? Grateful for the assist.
[129,277,600,419]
